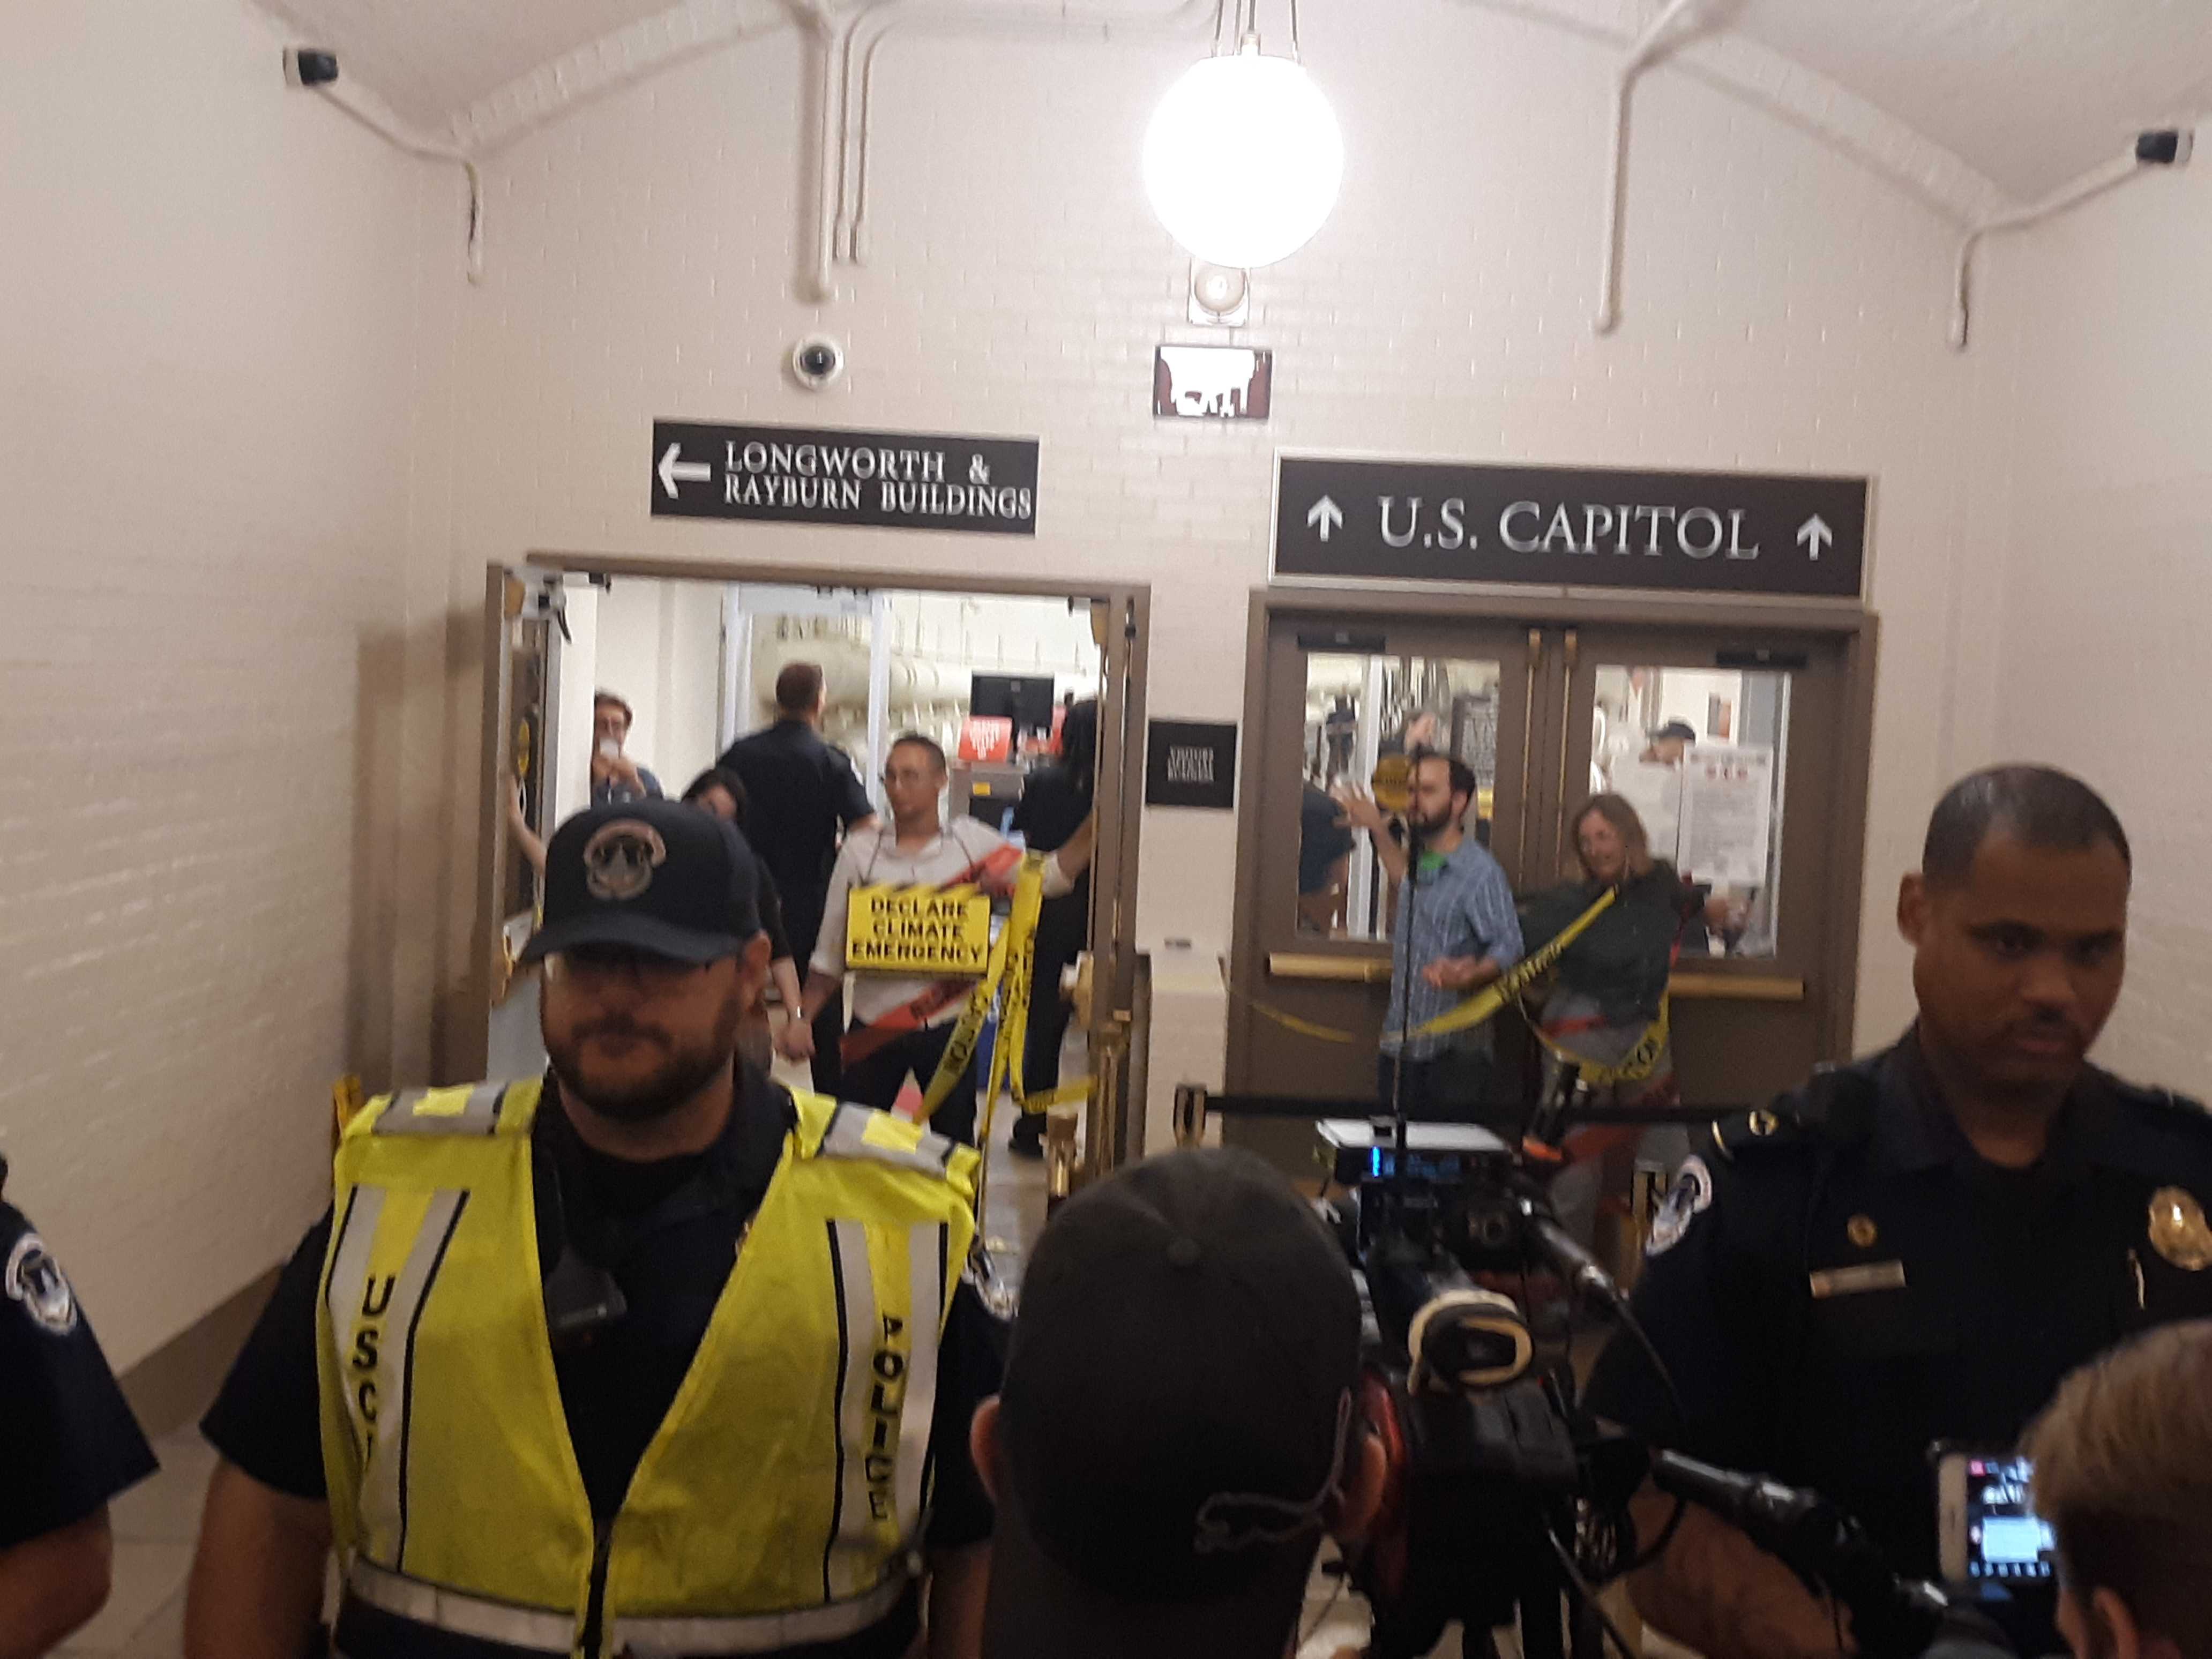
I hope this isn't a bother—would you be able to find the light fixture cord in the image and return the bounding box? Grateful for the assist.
[1287,0,1303,60]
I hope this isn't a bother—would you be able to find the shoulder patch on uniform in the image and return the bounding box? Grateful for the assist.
[1646,1156,1715,1258]
[5,1230,80,1336]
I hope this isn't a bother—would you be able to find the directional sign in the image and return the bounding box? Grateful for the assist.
[652,420,1040,535]
[1274,454,1867,599]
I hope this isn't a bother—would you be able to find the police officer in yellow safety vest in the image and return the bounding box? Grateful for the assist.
[184,799,1003,1659]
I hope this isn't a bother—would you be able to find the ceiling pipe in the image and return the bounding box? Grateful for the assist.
[837,0,1224,268]
[1594,0,1709,335]
[786,0,855,301]
[290,52,487,283]
[1949,132,2191,349]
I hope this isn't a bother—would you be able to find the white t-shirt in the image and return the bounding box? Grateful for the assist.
[813,817,1058,1028]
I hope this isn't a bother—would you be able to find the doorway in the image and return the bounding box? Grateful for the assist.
[471,555,1152,1173]
[1229,587,1877,1161]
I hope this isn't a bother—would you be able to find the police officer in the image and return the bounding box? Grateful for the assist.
[185,799,1002,1659]
[0,1153,158,1656]
[1586,767,2212,1659]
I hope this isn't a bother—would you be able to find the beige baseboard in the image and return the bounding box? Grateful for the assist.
[119,1265,281,1440]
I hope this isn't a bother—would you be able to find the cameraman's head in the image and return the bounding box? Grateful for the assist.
[971,1147,1385,1659]
[2024,1320,2212,1659]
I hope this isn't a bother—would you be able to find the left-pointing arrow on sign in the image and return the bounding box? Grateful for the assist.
[658,442,713,499]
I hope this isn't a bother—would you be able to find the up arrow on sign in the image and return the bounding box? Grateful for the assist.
[1306,495,1343,541]
[657,442,712,500]
[1796,514,1833,560]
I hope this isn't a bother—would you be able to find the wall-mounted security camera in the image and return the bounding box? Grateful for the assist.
[283,47,340,87]
[2136,129,2194,167]
[790,337,846,391]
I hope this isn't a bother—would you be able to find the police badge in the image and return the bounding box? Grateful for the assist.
[2148,1187,2212,1273]
[5,1230,80,1336]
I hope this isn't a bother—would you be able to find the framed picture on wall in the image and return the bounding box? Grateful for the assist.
[1708,695,1733,741]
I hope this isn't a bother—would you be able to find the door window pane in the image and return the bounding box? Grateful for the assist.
[1299,653,1503,938]
[1588,664,1789,959]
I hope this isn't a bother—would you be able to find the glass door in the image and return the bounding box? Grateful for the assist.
[1232,617,1544,1129]
[1556,627,1855,1103]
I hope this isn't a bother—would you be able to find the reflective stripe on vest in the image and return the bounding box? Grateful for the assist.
[343,1559,914,1658]
[346,1559,573,1654]
[375,1081,512,1137]
[317,1079,978,1657]
[612,1572,911,1656]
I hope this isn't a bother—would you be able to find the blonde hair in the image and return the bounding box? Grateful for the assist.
[2024,1320,2212,1656]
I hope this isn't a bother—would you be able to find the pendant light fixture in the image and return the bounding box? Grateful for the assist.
[1142,1,1343,270]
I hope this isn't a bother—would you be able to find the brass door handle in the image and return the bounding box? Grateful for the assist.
[1668,973,1806,1002]
[1551,627,1579,876]
[1515,629,1542,873]
[1268,953,1393,985]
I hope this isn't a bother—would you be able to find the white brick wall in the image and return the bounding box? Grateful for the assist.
[1,0,430,1366]
[412,0,1990,1062]
[1966,153,2212,1086]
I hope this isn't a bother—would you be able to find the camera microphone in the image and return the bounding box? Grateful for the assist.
[1650,1452,1993,1659]
[1516,1195,1630,1314]
[1650,1449,1822,1536]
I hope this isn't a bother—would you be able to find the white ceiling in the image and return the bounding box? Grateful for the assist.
[253,0,2212,207]
[255,0,675,134]
[1726,0,2212,204]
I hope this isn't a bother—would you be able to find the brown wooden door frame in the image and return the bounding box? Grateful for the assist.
[1229,586,1879,1092]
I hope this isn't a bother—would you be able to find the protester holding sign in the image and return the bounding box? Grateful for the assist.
[800,734,1093,1145]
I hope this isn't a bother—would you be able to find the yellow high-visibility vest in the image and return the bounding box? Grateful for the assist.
[315,1077,977,1658]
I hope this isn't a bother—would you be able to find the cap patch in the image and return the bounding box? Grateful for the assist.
[5,1231,79,1336]
[582,820,667,901]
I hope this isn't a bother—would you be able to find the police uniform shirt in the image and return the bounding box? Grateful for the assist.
[1,1178,159,1549]
[1584,1027,2212,1580]
[1011,763,1090,964]
[719,722,877,967]
[204,1070,1006,1659]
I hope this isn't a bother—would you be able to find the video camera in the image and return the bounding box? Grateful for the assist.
[1315,1114,2011,1659]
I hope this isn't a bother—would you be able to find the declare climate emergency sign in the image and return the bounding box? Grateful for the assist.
[845,885,993,977]
[652,420,1040,536]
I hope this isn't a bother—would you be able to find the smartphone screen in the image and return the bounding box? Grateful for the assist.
[1965,1455,2057,1582]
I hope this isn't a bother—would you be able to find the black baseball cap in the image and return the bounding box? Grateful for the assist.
[518,798,762,965]
[985,1148,1363,1659]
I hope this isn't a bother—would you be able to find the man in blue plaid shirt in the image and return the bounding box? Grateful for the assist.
[1344,753,1523,1127]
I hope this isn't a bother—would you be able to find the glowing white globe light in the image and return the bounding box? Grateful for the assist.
[1142,46,1344,270]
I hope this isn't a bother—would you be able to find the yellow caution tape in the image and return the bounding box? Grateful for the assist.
[1217,984,1367,1044]
[1406,887,1617,1040]
[1521,997,1671,1087]
[332,1074,367,1138]
[1223,887,1623,1048]
[911,856,1098,1219]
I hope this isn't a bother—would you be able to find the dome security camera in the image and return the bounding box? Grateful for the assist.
[790,337,846,390]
